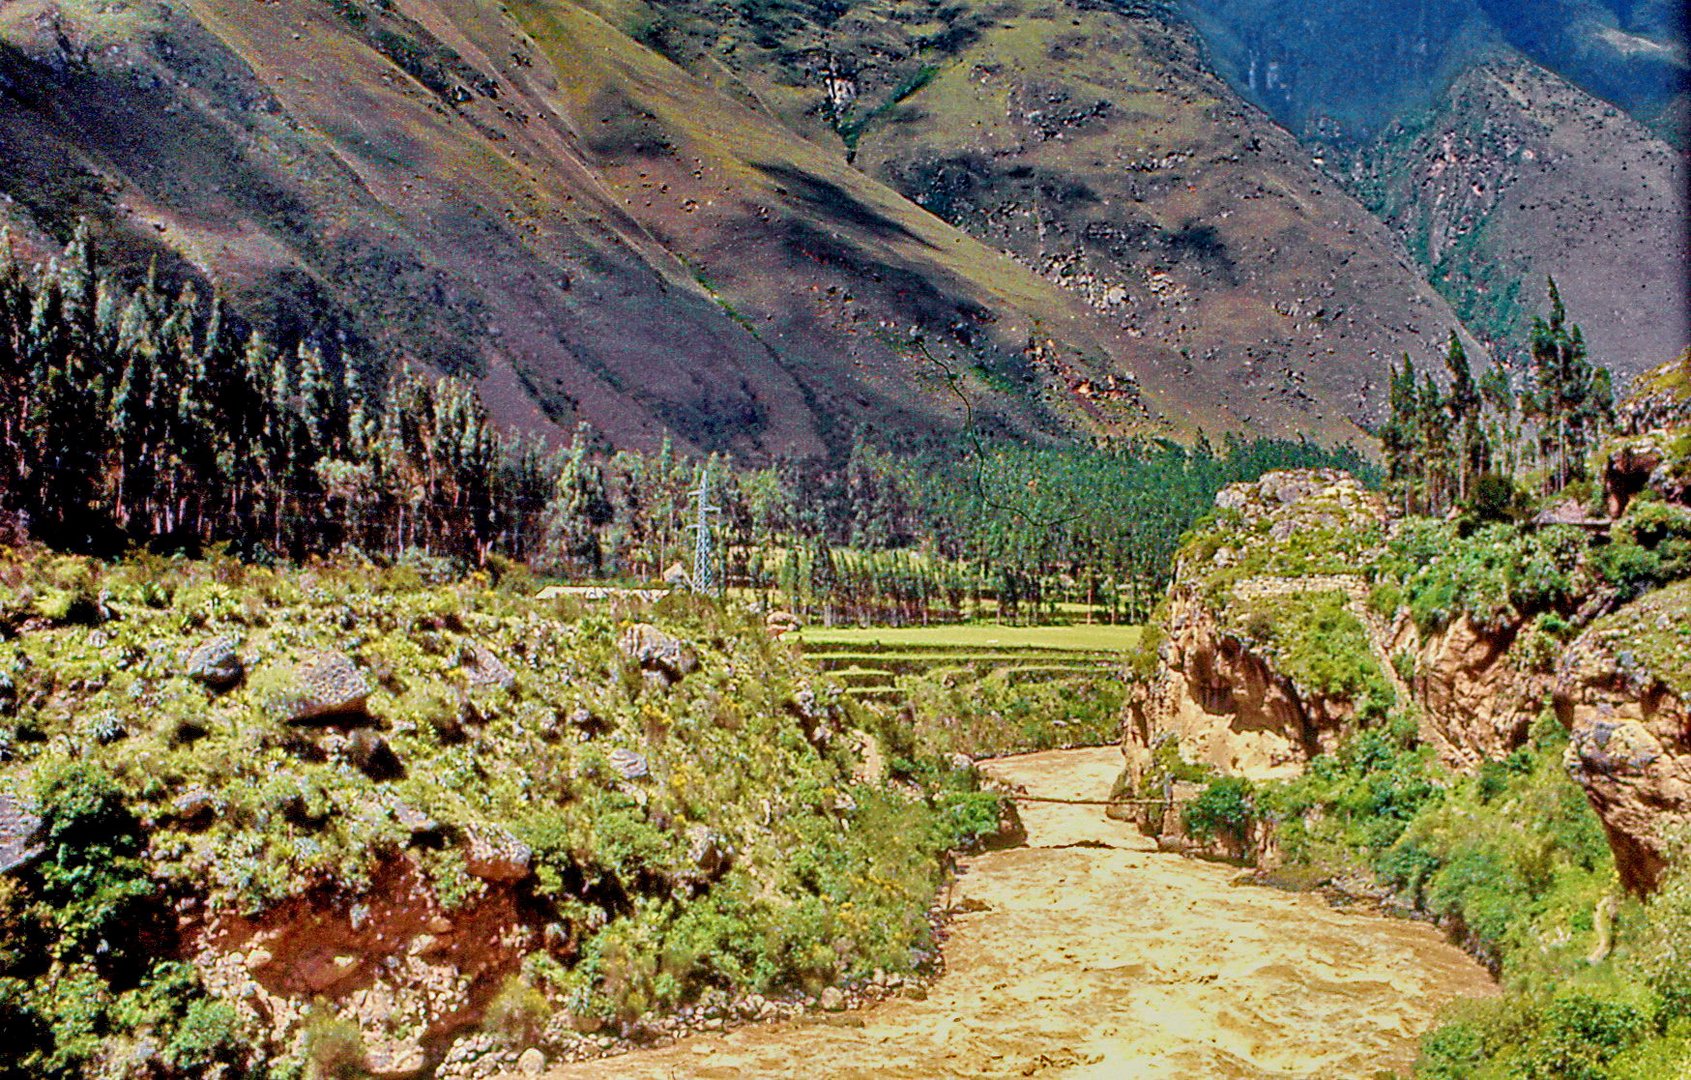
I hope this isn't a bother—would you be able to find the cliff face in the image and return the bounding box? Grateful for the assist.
[1395,613,1552,770]
[1129,452,1691,893]
[1122,470,1400,794]
[1555,581,1691,893]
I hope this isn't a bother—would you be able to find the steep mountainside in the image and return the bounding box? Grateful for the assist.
[0,0,1179,458]
[0,0,1492,453]
[636,0,1484,437]
[1176,0,1688,377]
[1346,56,1689,370]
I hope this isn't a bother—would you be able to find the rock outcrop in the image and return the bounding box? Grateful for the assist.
[1555,581,1691,893]
[1123,471,1398,793]
[618,624,699,687]
[266,652,373,724]
[1603,431,1691,518]
[1395,614,1550,771]
[185,636,246,691]
[0,791,42,875]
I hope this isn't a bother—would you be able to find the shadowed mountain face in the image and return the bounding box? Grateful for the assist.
[1181,0,1689,144]
[0,0,1678,455]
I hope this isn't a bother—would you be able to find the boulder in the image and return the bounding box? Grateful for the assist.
[1555,580,1691,893]
[460,642,517,692]
[347,730,404,782]
[977,796,1028,852]
[170,787,219,830]
[617,624,699,684]
[463,826,533,883]
[608,748,650,780]
[267,652,372,724]
[0,791,43,875]
[685,824,731,881]
[185,635,244,690]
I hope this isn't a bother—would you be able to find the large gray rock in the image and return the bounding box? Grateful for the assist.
[609,748,650,780]
[460,642,517,692]
[0,792,43,875]
[267,652,371,724]
[617,624,699,684]
[185,636,244,690]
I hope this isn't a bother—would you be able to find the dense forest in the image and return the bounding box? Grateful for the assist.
[0,230,1370,623]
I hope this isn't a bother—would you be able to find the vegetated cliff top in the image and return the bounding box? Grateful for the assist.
[1574,577,1691,696]
[1345,55,1689,374]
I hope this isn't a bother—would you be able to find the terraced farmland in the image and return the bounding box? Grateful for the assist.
[799,624,1142,703]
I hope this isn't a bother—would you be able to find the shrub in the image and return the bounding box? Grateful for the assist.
[1184,776,1254,847]
[164,997,249,1073]
[302,1005,366,1080]
[1523,993,1650,1080]
[483,974,549,1047]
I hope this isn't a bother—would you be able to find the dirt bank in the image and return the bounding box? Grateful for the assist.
[531,747,1494,1079]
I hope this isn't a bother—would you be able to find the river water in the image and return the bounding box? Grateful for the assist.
[537,747,1494,1079]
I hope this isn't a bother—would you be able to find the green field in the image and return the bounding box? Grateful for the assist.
[797,623,1143,651]
[797,623,1142,704]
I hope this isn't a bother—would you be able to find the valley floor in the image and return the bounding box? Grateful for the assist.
[527,748,1494,1079]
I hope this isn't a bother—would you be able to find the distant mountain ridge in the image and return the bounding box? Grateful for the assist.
[1177,0,1689,375]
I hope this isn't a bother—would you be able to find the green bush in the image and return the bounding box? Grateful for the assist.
[1184,776,1255,846]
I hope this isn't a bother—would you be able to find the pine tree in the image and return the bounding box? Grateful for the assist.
[1442,332,1487,505]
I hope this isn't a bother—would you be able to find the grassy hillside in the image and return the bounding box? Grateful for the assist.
[0,551,1001,1076]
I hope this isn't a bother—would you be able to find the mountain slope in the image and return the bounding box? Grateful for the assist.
[632,0,1487,436]
[1346,56,1689,370]
[0,0,1182,457]
[1173,0,1689,376]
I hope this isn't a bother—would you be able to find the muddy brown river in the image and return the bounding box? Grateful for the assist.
[534,747,1494,1079]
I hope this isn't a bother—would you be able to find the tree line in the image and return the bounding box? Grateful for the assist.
[0,229,1369,623]
[1379,279,1614,516]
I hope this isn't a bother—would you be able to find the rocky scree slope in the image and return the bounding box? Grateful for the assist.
[1120,454,1691,889]
[0,554,993,1077]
